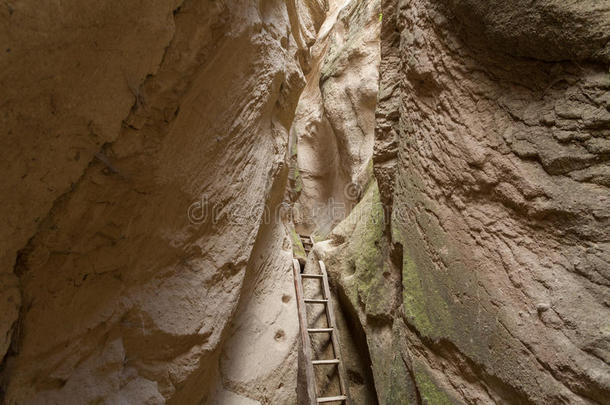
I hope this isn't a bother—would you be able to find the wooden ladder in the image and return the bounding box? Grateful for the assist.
[292,236,351,404]
[299,234,314,255]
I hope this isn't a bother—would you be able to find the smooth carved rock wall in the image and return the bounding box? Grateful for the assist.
[0,0,182,368]
[0,0,318,403]
[293,0,380,237]
[374,0,610,403]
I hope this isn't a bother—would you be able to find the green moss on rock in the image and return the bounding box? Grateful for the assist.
[291,227,306,260]
[392,209,454,340]
[367,324,419,405]
[413,361,457,405]
[386,353,416,404]
[327,179,392,318]
[400,246,453,339]
[344,181,393,316]
[294,165,302,194]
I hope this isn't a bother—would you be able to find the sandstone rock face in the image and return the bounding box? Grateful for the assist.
[2,0,608,403]
[0,0,322,402]
[0,0,181,371]
[370,0,610,403]
[293,0,330,49]
[216,208,300,404]
[437,0,610,63]
[288,1,389,402]
[320,179,417,404]
[292,0,380,237]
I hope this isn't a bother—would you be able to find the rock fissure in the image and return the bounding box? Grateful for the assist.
[1,0,609,403]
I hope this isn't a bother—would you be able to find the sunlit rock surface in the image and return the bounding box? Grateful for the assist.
[0,0,319,402]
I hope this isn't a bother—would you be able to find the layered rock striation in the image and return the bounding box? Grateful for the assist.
[292,0,381,237]
[1,0,608,403]
[366,0,610,403]
[0,0,323,403]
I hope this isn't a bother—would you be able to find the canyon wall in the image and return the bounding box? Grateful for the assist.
[292,0,380,238]
[0,0,326,403]
[368,0,610,403]
[289,0,382,402]
[1,0,608,403]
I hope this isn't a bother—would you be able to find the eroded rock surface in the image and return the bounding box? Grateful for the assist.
[368,0,610,403]
[0,0,319,402]
[1,0,608,403]
[292,0,381,237]
[0,0,181,370]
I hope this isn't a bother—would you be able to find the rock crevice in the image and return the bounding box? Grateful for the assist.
[1,0,609,403]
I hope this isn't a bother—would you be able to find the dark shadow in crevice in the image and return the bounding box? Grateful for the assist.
[333,280,380,404]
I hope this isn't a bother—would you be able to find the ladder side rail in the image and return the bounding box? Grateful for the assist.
[318,260,352,405]
[293,259,318,405]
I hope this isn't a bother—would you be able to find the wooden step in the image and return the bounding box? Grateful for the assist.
[292,259,318,403]
[304,298,328,304]
[312,359,340,365]
[317,396,347,403]
[299,235,314,248]
[308,328,333,333]
[318,261,351,404]
[301,274,323,279]
[293,258,351,405]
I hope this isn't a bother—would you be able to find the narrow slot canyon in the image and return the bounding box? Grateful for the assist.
[1,0,609,404]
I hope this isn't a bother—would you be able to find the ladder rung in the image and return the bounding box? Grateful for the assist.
[317,396,347,403]
[312,359,340,365]
[308,328,333,333]
[304,299,328,304]
[301,274,323,279]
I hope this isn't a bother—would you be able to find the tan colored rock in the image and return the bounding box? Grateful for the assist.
[292,0,381,238]
[0,0,181,370]
[437,0,610,63]
[300,243,378,404]
[0,0,316,402]
[319,179,418,405]
[286,1,386,403]
[3,0,607,403]
[218,203,300,403]
[371,0,610,403]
